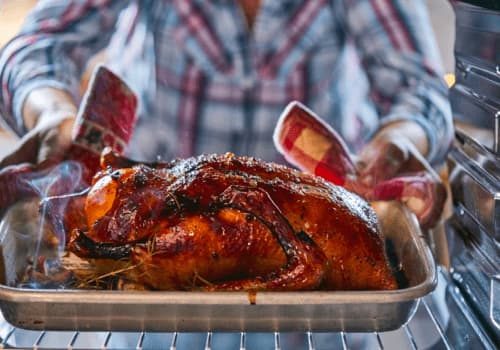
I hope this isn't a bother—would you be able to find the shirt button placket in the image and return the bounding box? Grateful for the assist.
[241,73,256,155]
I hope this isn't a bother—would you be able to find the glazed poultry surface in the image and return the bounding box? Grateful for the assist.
[64,150,397,291]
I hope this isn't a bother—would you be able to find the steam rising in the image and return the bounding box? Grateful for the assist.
[33,161,83,257]
[0,161,85,288]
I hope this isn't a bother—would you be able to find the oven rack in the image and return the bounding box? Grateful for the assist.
[0,269,496,350]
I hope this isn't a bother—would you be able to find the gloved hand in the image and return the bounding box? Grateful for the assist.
[0,88,77,211]
[356,127,434,186]
[0,67,138,211]
[274,101,447,229]
[0,110,76,169]
[354,128,446,228]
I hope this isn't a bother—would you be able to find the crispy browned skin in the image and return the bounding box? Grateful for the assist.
[67,151,397,291]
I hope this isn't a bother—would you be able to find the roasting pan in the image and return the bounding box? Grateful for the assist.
[0,201,436,332]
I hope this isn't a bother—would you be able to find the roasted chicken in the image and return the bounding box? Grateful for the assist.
[60,149,397,291]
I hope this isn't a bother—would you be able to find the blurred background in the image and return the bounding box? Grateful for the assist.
[0,0,457,72]
[0,0,36,46]
[0,0,37,155]
[0,0,457,158]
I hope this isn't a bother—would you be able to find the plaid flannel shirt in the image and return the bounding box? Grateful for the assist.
[0,0,452,163]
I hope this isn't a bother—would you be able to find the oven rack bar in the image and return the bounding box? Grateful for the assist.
[0,270,495,350]
[0,328,426,350]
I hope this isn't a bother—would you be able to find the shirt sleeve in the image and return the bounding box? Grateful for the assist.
[338,0,453,164]
[0,0,131,136]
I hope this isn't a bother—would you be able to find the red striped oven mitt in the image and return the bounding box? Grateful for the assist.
[274,101,446,229]
[0,66,138,211]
